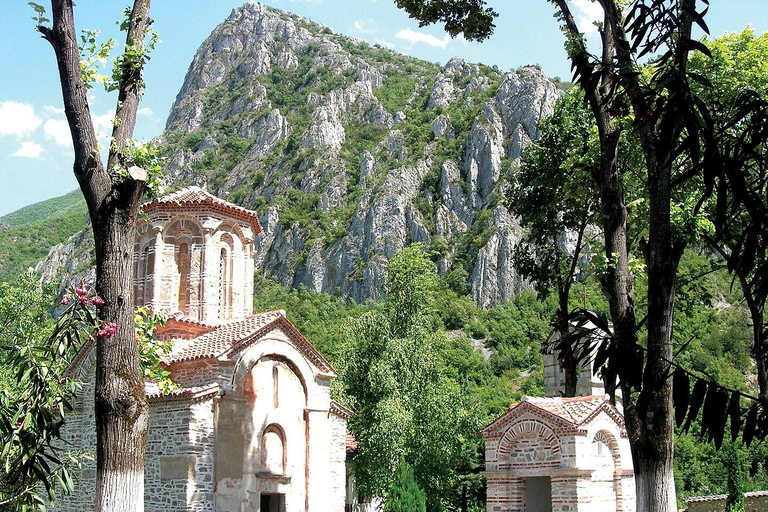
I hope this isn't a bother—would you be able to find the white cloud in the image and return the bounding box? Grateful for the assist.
[44,105,65,115]
[572,0,603,36]
[374,38,395,49]
[44,118,72,147]
[11,141,44,158]
[137,107,154,118]
[395,28,452,49]
[354,19,377,35]
[91,109,116,140]
[0,101,42,137]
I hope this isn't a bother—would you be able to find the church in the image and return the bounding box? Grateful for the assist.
[59,187,352,511]
[481,329,636,512]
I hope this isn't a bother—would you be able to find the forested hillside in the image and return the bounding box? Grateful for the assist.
[0,190,87,283]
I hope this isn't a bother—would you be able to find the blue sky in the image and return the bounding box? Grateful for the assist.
[0,0,766,216]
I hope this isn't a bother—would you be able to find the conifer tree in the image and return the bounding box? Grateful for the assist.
[384,458,426,512]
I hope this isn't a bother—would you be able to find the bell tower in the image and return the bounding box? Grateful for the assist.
[133,186,262,324]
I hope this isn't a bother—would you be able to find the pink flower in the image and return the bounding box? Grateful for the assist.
[91,296,105,307]
[96,320,119,339]
[61,295,72,305]
[75,287,88,297]
[79,296,89,306]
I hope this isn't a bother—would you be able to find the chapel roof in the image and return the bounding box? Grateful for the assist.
[140,185,262,235]
[163,309,337,376]
[517,395,610,424]
[480,394,625,437]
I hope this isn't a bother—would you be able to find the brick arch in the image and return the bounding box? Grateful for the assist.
[497,419,562,470]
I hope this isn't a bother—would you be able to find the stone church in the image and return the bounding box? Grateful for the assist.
[481,329,636,512]
[58,187,352,511]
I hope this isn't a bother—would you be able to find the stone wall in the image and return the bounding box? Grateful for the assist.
[145,398,216,512]
[56,360,97,510]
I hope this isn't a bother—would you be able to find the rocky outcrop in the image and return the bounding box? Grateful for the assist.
[36,226,95,292]
[92,3,562,307]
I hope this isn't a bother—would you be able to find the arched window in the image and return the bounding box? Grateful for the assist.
[219,235,234,319]
[145,247,155,304]
[134,244,153,306]
[262,424,286,475]
[176,242,190,313]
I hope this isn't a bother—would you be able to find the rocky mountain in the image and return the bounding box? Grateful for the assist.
[39,1,562,307]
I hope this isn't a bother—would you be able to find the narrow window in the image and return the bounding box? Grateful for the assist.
[273,365,279,408]
[145,248,155,304]
[219,247,229,319]
[177,243,190,313]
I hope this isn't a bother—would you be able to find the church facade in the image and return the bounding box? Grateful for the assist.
[481,328,636,512]
[58,187,350,511]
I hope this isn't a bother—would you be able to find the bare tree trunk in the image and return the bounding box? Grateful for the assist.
[93,203,147,511]
[40,1,152,510]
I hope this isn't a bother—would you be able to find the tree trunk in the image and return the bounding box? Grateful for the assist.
[632,151,681,511]
[93,203,148,511]
[41,1,152,510]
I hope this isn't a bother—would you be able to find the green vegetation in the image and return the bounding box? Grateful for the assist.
[0,191,88,283]
[0,189,84,228]
[384,458,426,512]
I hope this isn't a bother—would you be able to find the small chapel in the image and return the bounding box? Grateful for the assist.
[480,329,636,512]
[58,187,352,511]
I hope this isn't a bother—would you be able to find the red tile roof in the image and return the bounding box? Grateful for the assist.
[687,491,768,503]
[514,395,610,425]
[346,432,358,454]
[141,186,262,235]
[166,310,285,362]
[330,400,353,420]
[480,394,625,437]
[164,310,337,376]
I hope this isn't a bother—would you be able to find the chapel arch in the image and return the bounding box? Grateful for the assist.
[262,423,287,475]
[497,420,562,471]
[592,429,624,511]
[163,217,204,316]
[239,354,309,406]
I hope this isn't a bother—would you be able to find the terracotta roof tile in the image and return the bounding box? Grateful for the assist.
[167,310,284,363]
[141,186,262,235]
[520,395,610,425]
[687,491,768,503]
[330,400,353,420]
[482,394,623,437]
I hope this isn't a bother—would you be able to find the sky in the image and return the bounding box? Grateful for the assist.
[0,0,766,217]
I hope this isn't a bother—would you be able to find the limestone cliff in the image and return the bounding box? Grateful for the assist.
[41,1,562,307]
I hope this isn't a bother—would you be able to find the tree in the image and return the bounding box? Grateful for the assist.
[32,1,160,510]
[508,89,600,396]
[341,244,484,511]
[689,29,768,409]
[0,274,83,509]
[384,458,427,512]
[395,1,768,510]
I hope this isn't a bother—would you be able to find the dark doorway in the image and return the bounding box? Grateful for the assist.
[525,476,552,512]
[260,493,286,512]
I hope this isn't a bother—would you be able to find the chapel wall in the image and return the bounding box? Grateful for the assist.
[145,398,216,512]
[326,413,349,510]
[55,367,97,511]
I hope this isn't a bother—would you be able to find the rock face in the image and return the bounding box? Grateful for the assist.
[154,3,562,306]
